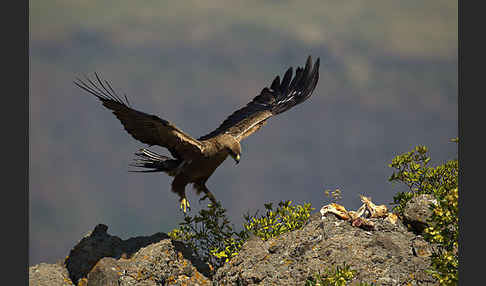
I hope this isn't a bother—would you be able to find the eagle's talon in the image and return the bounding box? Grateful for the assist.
[180,198,190,213]
[198,192,218,205]
[199,195,208,203]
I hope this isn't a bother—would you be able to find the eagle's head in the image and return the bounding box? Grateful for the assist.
[227,145,241,164]
[221,135,242,164]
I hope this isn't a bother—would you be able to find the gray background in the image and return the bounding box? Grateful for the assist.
[30,0,457,265]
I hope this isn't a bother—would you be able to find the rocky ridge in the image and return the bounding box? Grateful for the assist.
[29,196,437,285]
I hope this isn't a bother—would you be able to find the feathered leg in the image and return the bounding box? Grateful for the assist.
[194,179,217,204]
[172,175,190,212]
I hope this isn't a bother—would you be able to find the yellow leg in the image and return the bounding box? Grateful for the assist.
[180,198,190,213]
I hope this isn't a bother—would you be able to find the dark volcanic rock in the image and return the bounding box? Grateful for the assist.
[64,224,174,284]
[64,224,125,283]
[213,212,436,286]
[30,224,212,286]
[84,240,211,286]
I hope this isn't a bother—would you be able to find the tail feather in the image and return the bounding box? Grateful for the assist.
[129,148,180,173]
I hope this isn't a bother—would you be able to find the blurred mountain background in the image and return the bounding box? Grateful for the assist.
[29,0,457,265]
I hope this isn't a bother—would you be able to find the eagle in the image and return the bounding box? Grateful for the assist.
[75,56,320,212]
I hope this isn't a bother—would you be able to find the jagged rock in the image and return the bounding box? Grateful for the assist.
[29,262,73,285]
[84,240,212,286]
[85,257,120,286]
[402,194,437,233]
[411,237,434,258]
[30,224,212,286]
[213,212,436,285]
[64,224,125,284]
[64,224,176,284]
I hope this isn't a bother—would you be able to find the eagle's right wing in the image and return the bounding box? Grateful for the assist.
[75,73,204,160]
[199,56,320,142]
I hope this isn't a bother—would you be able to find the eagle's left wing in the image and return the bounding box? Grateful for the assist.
[74,73,204,160]
[199,56,320,142]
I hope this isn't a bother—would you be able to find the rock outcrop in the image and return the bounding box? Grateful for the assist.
[214,212,435,285]
[30,197,438,285]
[402,194,437,233]
[30,224,212,286]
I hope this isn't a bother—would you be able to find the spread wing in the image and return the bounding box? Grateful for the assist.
[74,73,204,160]
[199,55,320,142]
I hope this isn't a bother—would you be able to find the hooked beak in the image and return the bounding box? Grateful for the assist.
[234,153,240,165]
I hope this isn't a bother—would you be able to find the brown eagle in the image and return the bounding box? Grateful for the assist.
[75,56,320,212]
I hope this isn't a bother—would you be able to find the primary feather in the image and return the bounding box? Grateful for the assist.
[74,73,204,160]
[199,55,319,141]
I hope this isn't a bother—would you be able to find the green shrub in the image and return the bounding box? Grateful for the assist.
[169,200,314,270]
[243,200,313,241]
[305,262,377,286]
[168,201,248,269]
[388,145,432,215]
[388,141,458,285]
[424,186,458,285]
